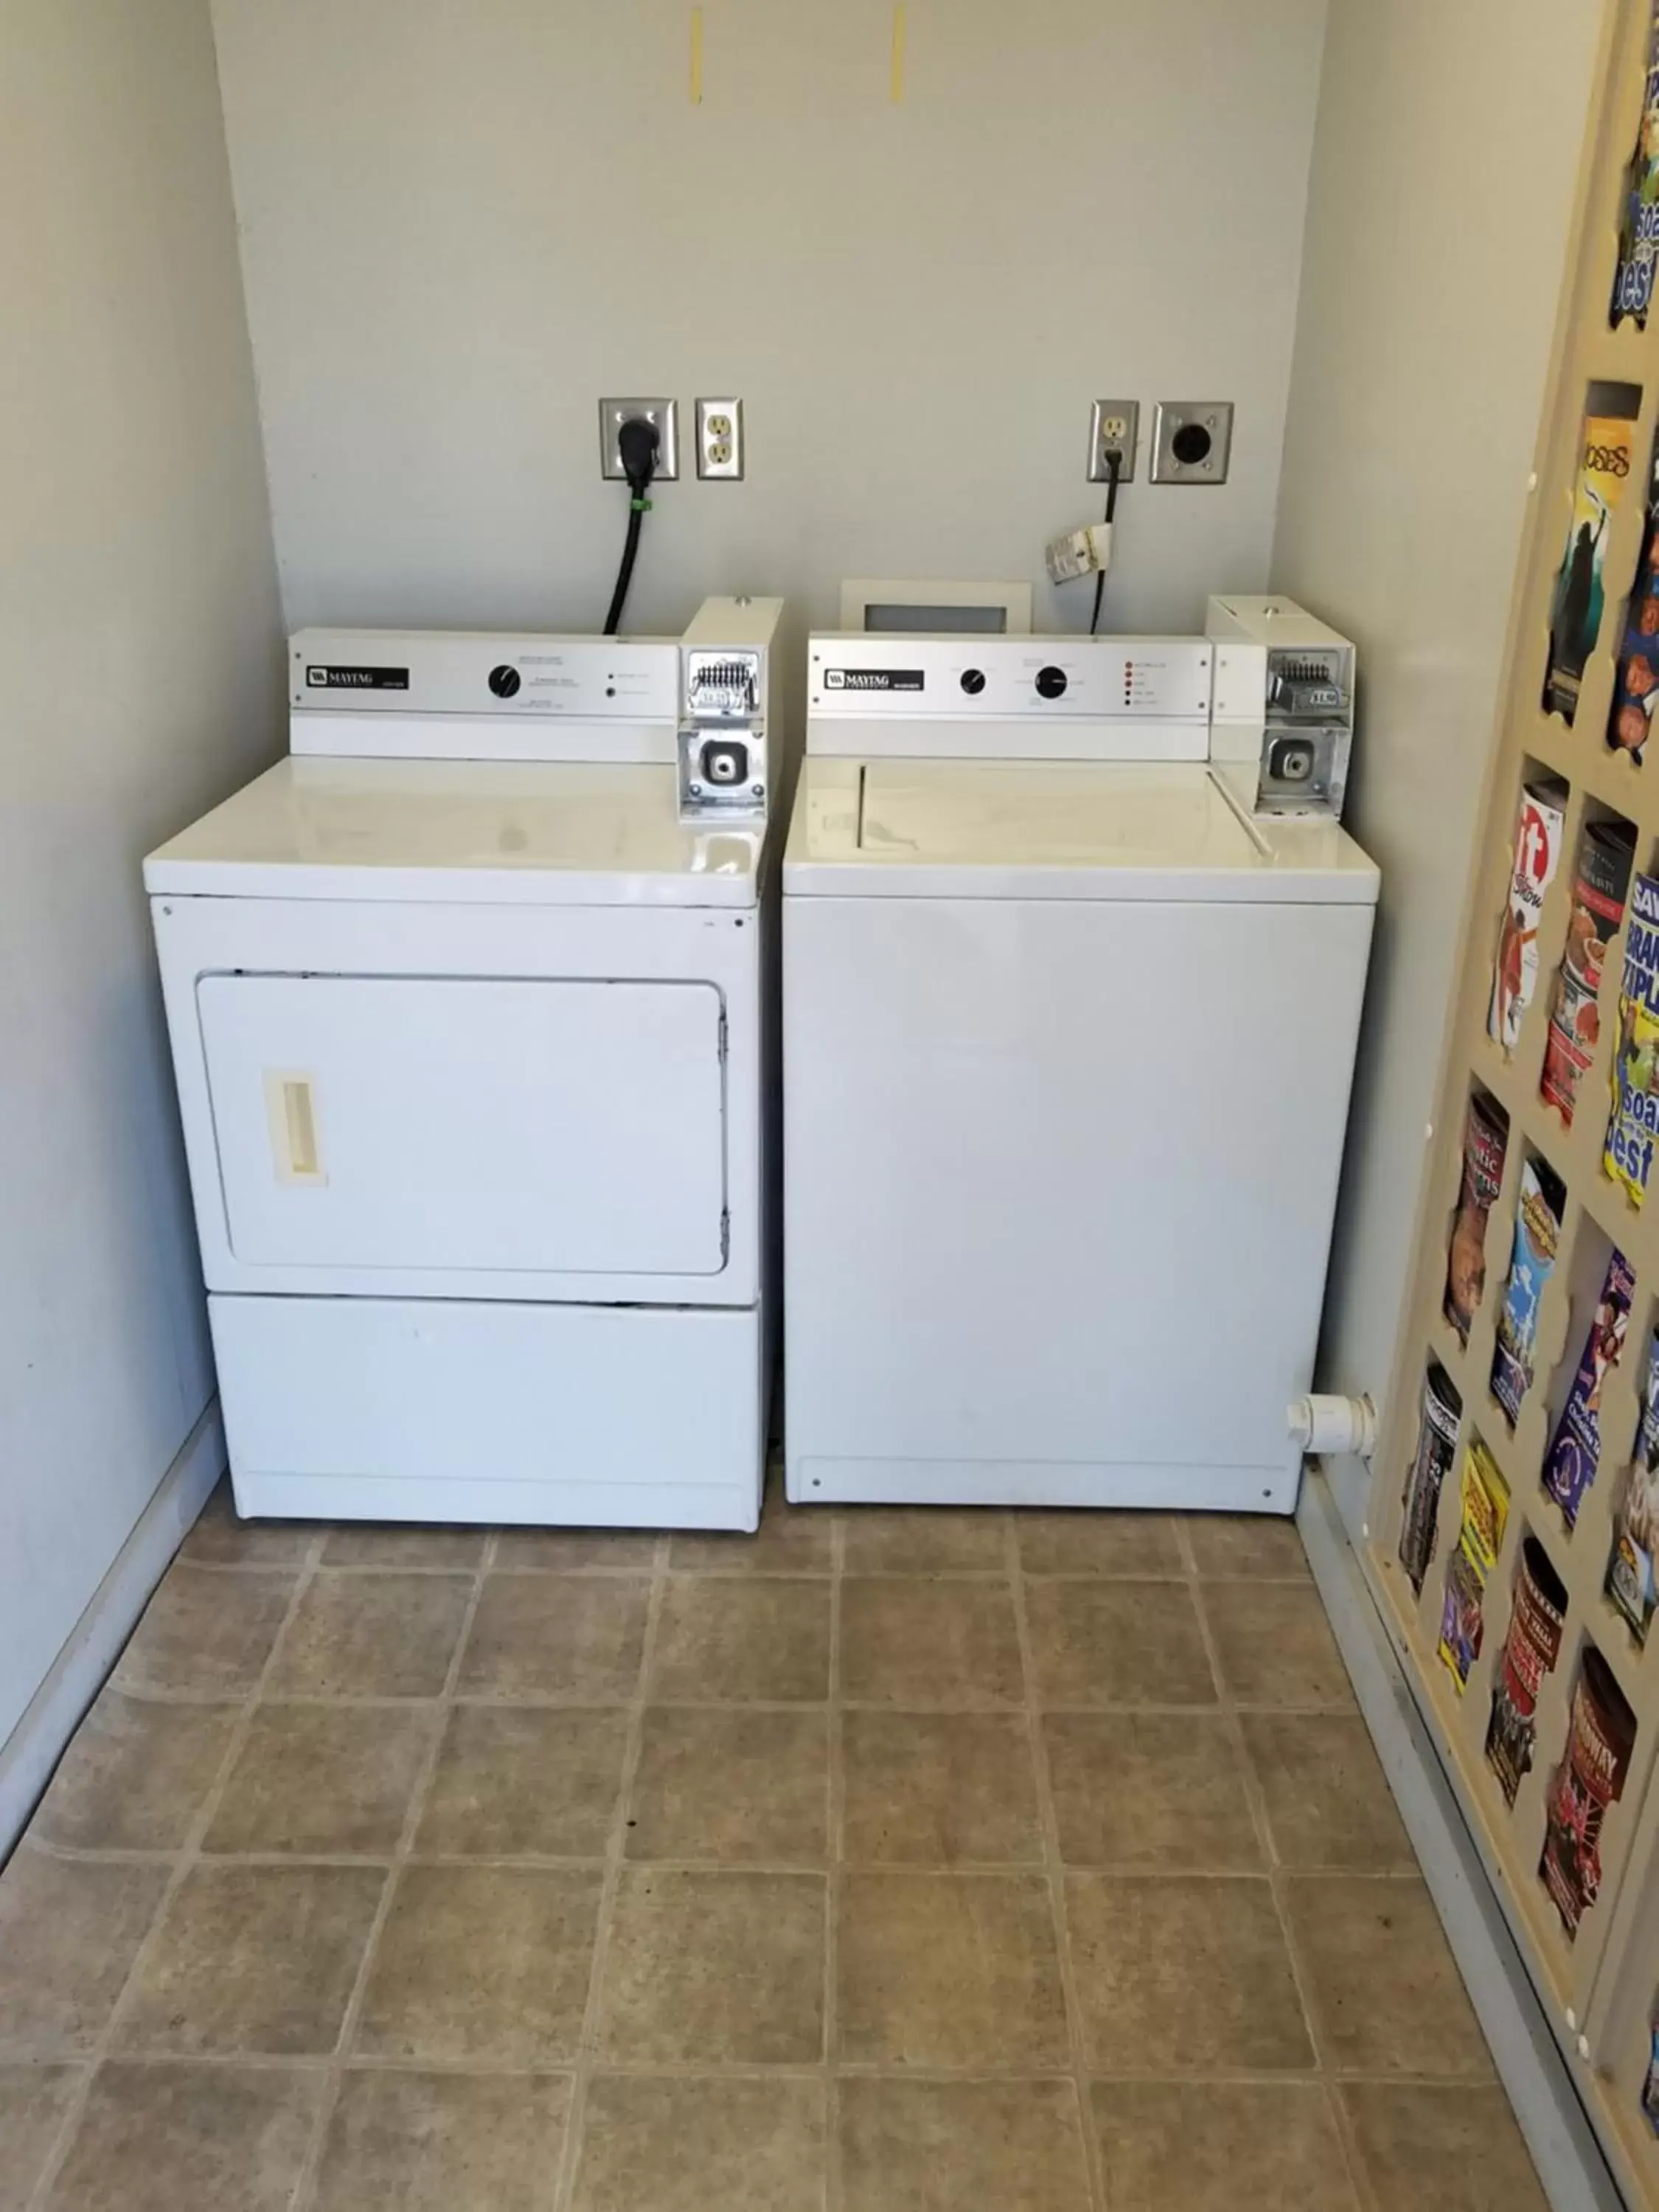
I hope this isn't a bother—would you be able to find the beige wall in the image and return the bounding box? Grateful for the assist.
[209,0,1328,639]
[0,1,285,1750]
[1273,0,1604,1522]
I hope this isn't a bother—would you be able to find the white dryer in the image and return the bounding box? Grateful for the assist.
[782,626,1379,1516]
[147,598,782,1531]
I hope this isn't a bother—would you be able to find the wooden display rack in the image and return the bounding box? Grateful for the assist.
[1365,4,1659,2200]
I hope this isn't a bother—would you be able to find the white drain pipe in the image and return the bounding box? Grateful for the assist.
[1287,1391,1377,1460]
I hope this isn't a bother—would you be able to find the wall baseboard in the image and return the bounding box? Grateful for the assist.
[0,1397,223,1860]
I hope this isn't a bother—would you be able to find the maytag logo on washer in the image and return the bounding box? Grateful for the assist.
[823,668,924,692]
[305,664,410,690]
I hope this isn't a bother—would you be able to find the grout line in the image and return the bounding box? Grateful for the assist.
[285,1527,498,2212]
[1004,1518,1109,2212]
[825,1506,845,2212]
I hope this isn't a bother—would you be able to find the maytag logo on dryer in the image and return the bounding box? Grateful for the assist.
[823,668,925,692]
[305,664,410,690]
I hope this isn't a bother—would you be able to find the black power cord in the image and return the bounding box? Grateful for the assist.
[603,416,661,636]
[1090,448,1122,636]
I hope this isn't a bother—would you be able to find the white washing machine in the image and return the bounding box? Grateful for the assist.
[146,597,783,1531]
[782,626,1379,1516]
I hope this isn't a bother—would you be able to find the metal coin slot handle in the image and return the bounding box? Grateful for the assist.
[700,737,749,787]
[264,1071,327,1186]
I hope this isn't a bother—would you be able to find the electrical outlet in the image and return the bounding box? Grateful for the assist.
[1088,400,1138,483]
[696,397,745,481]
[1150,400,1234,484]
[599,398,678,481]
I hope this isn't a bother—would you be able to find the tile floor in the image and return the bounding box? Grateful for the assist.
[0,1477,1548,2212]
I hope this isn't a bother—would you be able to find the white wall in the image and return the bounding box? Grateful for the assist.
[0,1,284,1758]
[210,0,1329,639]
[1272,0,1604,1526]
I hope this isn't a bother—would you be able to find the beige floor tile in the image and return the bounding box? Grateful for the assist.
[320,1523,487,1569]
[204,1704,437,1857]
[458,1575,650,1700]
[42,2059,322,2212]
[115,1863,384,2057]
[841,2076,1091,2212]
[313,2067,571,2212]
[1016,1510,1184,1578]
[29,1691,238,1852]
[1284,1875,1492,2078]
[599,1868,826,2065]
[1201,1582,1353,1707]
[1065,1874,1313,2073]
[268,1571,472,1698]
[1024,1580,1216,1708]
[627,1708,829,1863]
[1043,1711,1262,1870]
[494,1527,662,1572]
[841,1709,1043,1865]
[180,1481,319,1568]
[837,1870,1069,2068]
[840,1579,1024,1707]
[1339,2081,1547,2210]
[355,1864,601,2064]
[841,1507,1009,1574]
[1186,1513,1311,1580]
[0,1849,169,2056]
[0,2062,82,2204]
[114,1565,296,1697]
[1091,2079,1357,2211]
[572,2075,825,2212]
[669,1481,833,1575]
[650,1577,830,1703]
[416,1704,629,1857]
[1242,1712,1414,1871]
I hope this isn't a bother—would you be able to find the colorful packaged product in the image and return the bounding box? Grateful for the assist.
[1604,871,1659,1206]
[1545,403,1641,724]
[1540,820,1637,1120]
[1490,781,1568,1051]
[1486,1535,1569,1807]
[1644,2000,1659,2136]
[1444,1094,1508,1343]
[1612,7,1659,329]
[1610,428,1659,762]
[1542,1248,1635,1527]
[1540,1646,1638,1939]
[1492,1159,1566,1425]
[1438,1439,1509,1691]
[1608,1332,1659,1643]
[1401,1361,1462,1596]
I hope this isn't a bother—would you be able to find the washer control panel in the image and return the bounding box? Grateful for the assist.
[807,636,1214,720]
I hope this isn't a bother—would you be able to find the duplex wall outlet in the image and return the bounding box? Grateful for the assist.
[1088,400,1138,483]
[1150,400,1234,484]
[696,398,745,480]
[599,398,678,481]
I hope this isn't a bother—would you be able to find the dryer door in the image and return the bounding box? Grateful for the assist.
[196,973,727,1277]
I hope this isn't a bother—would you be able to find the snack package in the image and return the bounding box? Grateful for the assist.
[1486,1535,1569,1806]
[1542,1248,1635,1527]
[1401,1361,1462,1596]
[1645,2000,1659,2136]
[1610,428,1659,762]
[1608,1332,1659,1643]
[1540,1646,1638,1938]
[1604,871,1659,1205]
[1489,781,1568,1051]
[1491,1160,1566,1425]
[1545,405,1641,723]
[1540,821,1637,1121]
[1444,1094,1509,1343]
[1438,1438,1510,1691]
[1613,8,1659,330]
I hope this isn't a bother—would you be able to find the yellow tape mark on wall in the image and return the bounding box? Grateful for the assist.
[890,3,905,102]
[689,6,703,105]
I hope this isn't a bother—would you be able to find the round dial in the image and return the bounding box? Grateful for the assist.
[488,664,521,698]
[1034,664,1068,699]
[960,668,986,695]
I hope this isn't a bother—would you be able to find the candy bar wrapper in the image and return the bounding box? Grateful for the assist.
[1437,1438,1509,1692]
[1486,1534,1568,1807]
[1492,1161,1565,1425]
[1613,7,1659,330]
[1401,1361,1462,1597]
[1444,1095,1508,1343]
[1610,427,1659,762]
[1540,1647,1637,1939]
[1605,872,1659,1206]
[1489,782,1567,1051]
[1545,410,1639,725]
[1542,1248,1635,1528]
[1540,821,1636,1121]
[1608,1332,1659,1644]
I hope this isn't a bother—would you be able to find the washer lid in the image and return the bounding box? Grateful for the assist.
[144,757,768,908]
[784,759,1379,902]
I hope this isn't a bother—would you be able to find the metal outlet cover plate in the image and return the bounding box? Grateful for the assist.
[1088,400,1138,482]
[599,397,679,481]
[1150,400,1234,484]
